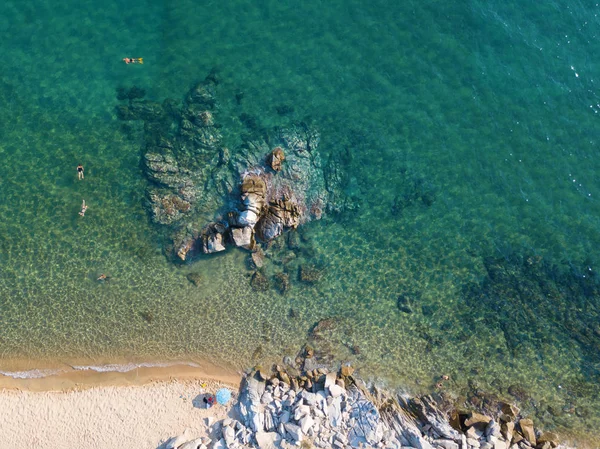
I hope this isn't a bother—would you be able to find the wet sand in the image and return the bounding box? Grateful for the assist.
[0,358,241,391]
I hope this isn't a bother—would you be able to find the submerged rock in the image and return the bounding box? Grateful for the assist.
[118,73,351,263]
[299,264,321,284]
[250,271,270,292]
[186,272,202,287]
[273,272,290,295]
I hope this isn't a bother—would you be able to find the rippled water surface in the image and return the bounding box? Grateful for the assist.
[1,0,600,441]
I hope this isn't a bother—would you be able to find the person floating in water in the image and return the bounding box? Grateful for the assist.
[77,164,84,180]
[97,274,110,282]
[123,58,143,64]
[79,200,88,217]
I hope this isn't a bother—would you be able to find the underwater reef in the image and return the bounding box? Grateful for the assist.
[117,74,355,263]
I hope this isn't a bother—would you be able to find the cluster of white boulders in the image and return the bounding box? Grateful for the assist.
[161,366,568,449]
[234,368,567,449]
[237,368,379,449]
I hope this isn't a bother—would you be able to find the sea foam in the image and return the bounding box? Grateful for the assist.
[0,361,201,379]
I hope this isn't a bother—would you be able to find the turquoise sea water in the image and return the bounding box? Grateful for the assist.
[1,0,600,441]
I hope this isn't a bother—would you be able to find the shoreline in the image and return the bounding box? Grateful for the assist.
[0,357,241,392]
[0,359,596,449]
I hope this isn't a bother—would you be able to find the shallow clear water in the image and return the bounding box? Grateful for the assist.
[1,0,600,441]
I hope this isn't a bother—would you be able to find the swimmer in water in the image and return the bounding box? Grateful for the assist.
[79,200,88,217]
[123,58,143,64]
[77,164,84,180]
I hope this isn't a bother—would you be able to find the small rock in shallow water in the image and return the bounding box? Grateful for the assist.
[186,272,202,287]
[508,385,529,402]
[139,310,154,323]
[250,271,270,292]
[341,364,354,377]
[537,432,560,447]
[299,264,321,284]
[396,294,413,313]
[274,272,290,295]
[250,248,265,268]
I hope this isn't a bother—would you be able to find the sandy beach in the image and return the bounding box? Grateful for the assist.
[0,363,242,449]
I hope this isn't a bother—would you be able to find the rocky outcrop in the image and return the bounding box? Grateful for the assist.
[254,197,301,242]
[117,72,351,262]
[160,360,572,449]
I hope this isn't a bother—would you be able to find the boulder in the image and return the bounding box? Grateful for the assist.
[251,248,265,267]
[238,209,260,227]
[328,396,343,427]
[178,438,205,449]
[404,428,434,449]
[212,439,227,449]
[501,422,514,441]
[466,437,480,448]
[299,415,314,434]
[466,426,482,439]
[241,175,267,198]
[518,419,536,446]
[250,271,270,292]
[537,432,560,448]
[328,384,344,398]
[485,420,501,438]
[348,396,383,447]
[268,147,285,171]
[255,431,282,449]
[465,412,492,427]
[186,272,202,287]
[201,223,227,253]
[175,234,196,260]
[493,441,507,449]
[273,272,290,294]
[302,391,319,406]
[231,226,254,248]
[324,372,337,389]
[433,440,459,449]
[279,410,290,424]
[294,405,310,420]
[500,403,520,420]
[162,435,187,449]
[223,425,236,445]
[341,365,355,377]
[299,264,321,284]
[255,198,301,242]
[283,423,303,442]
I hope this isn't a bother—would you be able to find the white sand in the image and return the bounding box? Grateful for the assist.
[0,379,238,449]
